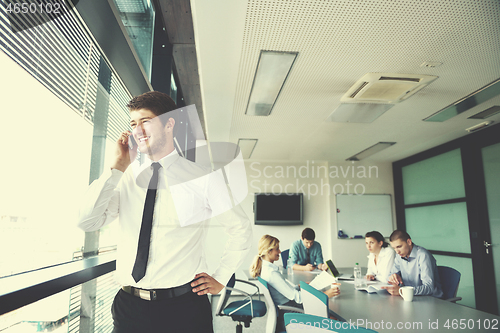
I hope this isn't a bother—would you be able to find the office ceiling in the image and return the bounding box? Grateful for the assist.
[189,0,500,163]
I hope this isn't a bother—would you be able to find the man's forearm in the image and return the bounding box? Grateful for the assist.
[414,283,434,296]
[77,169,121,232]
[292,264,309,271]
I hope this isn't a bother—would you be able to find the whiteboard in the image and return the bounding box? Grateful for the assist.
[336,194,393,239]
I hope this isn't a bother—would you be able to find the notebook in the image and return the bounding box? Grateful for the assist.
[326,259,354,280]
[355,282,391,293]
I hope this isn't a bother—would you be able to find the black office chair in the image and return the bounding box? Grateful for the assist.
[437,266,462,303]
[281,249,290,268]
[216,274,267,333]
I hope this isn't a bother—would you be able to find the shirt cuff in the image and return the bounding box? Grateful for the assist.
[211,269,232,292]
[107,168,123,186]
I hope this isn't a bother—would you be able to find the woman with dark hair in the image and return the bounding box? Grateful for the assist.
[365,231,395,282]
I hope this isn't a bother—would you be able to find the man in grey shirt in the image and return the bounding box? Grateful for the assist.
[382,230,443,298]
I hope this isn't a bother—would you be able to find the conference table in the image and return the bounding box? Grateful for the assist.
[284,269,500,332]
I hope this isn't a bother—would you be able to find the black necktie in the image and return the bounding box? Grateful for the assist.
[132,162,162,283]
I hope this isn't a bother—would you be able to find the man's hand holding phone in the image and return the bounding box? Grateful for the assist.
[111,131,137,172]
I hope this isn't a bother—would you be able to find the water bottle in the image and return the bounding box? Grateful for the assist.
[287,258,293,276]
[354,263,366,288]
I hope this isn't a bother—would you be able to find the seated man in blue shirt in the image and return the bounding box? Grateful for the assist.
[382,230,443,298]
[290,228,327,271]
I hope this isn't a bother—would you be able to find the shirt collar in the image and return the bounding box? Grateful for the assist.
[401,245,417,261]
[367,246,390,258]
[262,260,279,271]
[133,149,180,187]
[408,244,418,259]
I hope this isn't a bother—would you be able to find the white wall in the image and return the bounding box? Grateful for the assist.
[245,161,332,269]
[326,161,395,268]
[203,158,396,281]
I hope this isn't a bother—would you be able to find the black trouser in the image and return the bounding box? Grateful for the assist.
[277,300,304,332]
[111,288,214,333]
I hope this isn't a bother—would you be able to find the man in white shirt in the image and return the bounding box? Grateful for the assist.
[78,91,252,333]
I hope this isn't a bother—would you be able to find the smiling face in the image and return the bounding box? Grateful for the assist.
[365,237,383,255]
[264,244,281,263]
[130,109,175,161]
[390,238,413,258]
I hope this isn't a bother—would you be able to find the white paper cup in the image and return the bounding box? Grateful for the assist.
[330,282,340,297]
[399,286,414,302]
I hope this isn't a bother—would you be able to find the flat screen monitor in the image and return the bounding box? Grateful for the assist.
[254,193,303,225]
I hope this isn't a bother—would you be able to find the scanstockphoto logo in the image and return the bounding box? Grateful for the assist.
[3,0,79,33]
[249,161,379,199]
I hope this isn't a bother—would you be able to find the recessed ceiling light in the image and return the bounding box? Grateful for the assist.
[237,139,258,159]
[346,142,396,161]
[245,51,298,116]
[468,105,500,120]
[424,78,500,122]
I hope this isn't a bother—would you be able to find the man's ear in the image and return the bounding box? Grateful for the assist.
[407,238,413,247]
[166,117,175,130]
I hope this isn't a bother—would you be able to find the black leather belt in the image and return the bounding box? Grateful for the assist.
[122,281,192,301]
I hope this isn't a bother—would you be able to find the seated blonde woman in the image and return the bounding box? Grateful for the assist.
[250,235,339,331]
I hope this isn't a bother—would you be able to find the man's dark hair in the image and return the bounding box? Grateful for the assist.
[365,231,389,248]
[389,230,411,242]
[127,91,177,121]
[302,228,315,241]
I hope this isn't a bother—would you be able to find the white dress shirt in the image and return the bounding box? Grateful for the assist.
[77,150,252,289]
[389,244,443,297]
[260,260,301,305]
[366,246,396,283]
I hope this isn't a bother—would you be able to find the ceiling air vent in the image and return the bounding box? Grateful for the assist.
[341,73,438,104]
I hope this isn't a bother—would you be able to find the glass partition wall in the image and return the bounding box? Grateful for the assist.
[393,124,500,314]
[401,149,475,308]
[481,142,500,314]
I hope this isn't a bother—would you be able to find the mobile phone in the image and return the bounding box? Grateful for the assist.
[128,135,136,149]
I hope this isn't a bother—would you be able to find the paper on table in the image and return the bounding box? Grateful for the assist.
[355,282,391,293]
[309,271,338,290]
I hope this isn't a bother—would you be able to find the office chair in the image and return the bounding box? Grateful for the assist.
[216,274,267,333]
[437,266,463,303]
[299,281,346,321]
[281,249,290,268]
[258,276,304,333]
[284,313,378,332]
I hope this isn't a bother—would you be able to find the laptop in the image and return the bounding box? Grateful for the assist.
[326,259,354,280]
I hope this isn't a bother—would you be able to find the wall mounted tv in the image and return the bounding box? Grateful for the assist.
[254,193,303,225]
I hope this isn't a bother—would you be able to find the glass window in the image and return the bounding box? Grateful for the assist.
[0,52,88,277]
[0,2,130,277]
[0,271,119,332]
[402,149,465,205]
[406,202,471,254]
